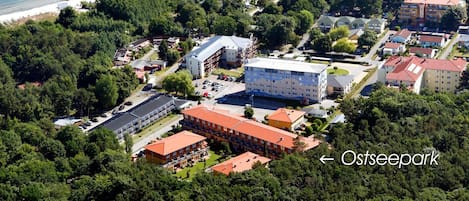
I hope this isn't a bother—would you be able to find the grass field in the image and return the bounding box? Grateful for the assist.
[132,114,179,142]
[212,67,244,78]
[327,68,350,75]
[175,150,221,181]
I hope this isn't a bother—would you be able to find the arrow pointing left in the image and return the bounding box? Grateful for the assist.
[320,155,334,164]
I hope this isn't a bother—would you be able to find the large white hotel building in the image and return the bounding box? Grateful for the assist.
[244,58,328,103]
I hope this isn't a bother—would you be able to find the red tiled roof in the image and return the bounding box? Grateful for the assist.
[395,29,412,38]
[386,57,425,82]
[182,105,321,150]
[404,0,460,6]
[145,131,206,156]
[421,58,466,72]
[211,152,271,175]
[419,35,444,43]
[384,42,402,49]
[409,47,434,55]
[385,56,467,82]
[17,81,43,90]
[268,108,305,123]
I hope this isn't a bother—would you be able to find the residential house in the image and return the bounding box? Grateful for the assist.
[134,69,146,83]
[382,42,406,55]
[181,105,322,159]
[458,26,469,34]
[398,0,466,26]
[391,29,412,43]
[245,58,328,103]
[302,108,328,119]
[267,108,306,131]
[184,35,257,78]
[327,75,354,95]
[458,34,469,49]
[99,95,180,139]
[130,59,167,71]
[409,47,437,58]
[379,56,467,94]
[130,38,151,51]
[145,131,208,169]
[167,37,180,48]
[418,35,445,48]
[211,152,271,175]
[113,48,131,66]
[17,81,42,89]
[316,15,386,33]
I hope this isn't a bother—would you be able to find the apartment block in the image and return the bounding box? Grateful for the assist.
[398,0,466,26]
[379,56,466,93]
[184,35,256,78]
[244,58,328,103]
[181,106,321,159]
[98,95,183,139]
[145,131,208,169]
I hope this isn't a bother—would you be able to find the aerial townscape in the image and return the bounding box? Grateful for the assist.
[0,0,468,200]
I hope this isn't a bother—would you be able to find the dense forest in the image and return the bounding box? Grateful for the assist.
[0,0,468,200]
[0,85,467,200]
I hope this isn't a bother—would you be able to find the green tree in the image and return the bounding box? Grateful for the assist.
[56,7,77,28]
[333,38,356,53]
[358,29,378,48]
[212,16,236,35]
[123,133,133,154]
[458,69,469,90]
[244,106,254,119]
[292,10,314,35]
[95,75,118,109]
[159,40,169,61]
[328,26,350,41]
[162,70,194,96]
[441,6,467,30]
[313,35,332,52]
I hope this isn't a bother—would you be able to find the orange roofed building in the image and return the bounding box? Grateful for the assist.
[267,108,306,131]
[181,105,321,159]
[211,152,271,175]
[144,131,208,169]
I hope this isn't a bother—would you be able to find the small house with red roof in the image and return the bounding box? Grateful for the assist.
[144,131,208,169]
[409,47,436,58]
[267,108,306,131]
[211,152,271,176]
[391,29,412,44]
[382,42,406,55]
[418,35,445,48]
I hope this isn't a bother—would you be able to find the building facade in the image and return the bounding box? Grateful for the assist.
[181,106,321,159]
[244,58,328,103]
[145,131,208,169]
[267,108,306,131]
[398,0,466,26]
[379,56,466,93]
[316,15,386,33]
[184,35,256,78]
[99,95,178,139]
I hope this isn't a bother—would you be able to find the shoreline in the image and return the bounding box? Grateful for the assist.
[0,0,95,25]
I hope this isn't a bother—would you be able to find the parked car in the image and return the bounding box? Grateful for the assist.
[124,101,133,106]
[84,121,92,126]
[202,85,207,89]
[100,113,107,118]
[195,91,201,96]
[91,117,98,122]
[118,105,125,110]
[112,109,118,114]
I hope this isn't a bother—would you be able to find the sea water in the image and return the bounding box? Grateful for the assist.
[0,0,60,15]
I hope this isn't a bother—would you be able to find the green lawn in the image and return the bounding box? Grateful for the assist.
[450,46,469,59]
[175,150,221,181]
[150,52,159,60]
[212,67,244,78]
[327,68,350,75]
[132,114,179,142]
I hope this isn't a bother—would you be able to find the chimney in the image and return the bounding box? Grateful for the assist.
[279,137,284,141]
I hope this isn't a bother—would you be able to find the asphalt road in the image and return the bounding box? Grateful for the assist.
[438,34,459,59]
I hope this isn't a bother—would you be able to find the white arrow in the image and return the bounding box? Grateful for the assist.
[320,155,334,164]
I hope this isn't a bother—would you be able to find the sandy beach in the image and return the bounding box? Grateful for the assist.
[0,0,95,24]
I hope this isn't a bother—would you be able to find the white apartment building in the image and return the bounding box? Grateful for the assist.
[244,58,328,103]
[184,35,256,78]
